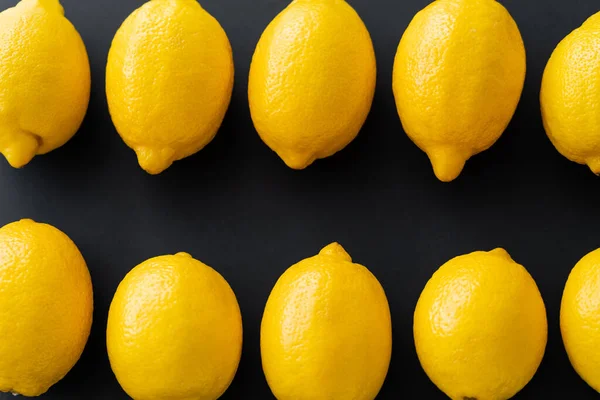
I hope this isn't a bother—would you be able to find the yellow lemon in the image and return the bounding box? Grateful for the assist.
[248,0,376,169]
[414,249,547,399]
[561,248,600,391]
[0,219,93,397]
[261,243,392,400]
[541,12,600,174]
[106,0,234,175]
[107,252,242,400]
[393,0,525,182]
[0,0,90,168]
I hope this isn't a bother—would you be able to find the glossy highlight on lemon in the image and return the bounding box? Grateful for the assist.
[106,0,234,175]
[561,248,600,391]
[249,0,376,169]
[261,243,392,400]
[393,0,525,182]
[0,219,93,397]
[0,0,90,168]
[107,252,242,400]
[541,12,600,175]
[414,248,547,399]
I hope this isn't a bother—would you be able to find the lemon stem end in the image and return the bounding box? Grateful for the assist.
[319,242,352,262]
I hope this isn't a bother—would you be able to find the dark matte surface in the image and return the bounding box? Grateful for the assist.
[0,0,598,398]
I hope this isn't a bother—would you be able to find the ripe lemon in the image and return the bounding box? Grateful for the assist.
[0,0,90,168]
[261,243,392,400]
[414,249,547,399]
[106,0,234,175]
[248,0,376,169]
[107,252,242,400]
[393,0,525,182]
[561,248,600,391]
[0,219,93,397]
[541,12,600,174]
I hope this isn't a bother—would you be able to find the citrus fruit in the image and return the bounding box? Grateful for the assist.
[0,219,93,396]
[107,252,242,400]
[106,0,234,174]
[393,0,525,182]
[414,248,547,399]
[561,248,600,391]
[0,0,90,168]
[541,12,600,174]
[248,0,376,169]
[261,243,391,400]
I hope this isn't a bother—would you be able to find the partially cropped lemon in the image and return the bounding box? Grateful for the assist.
[248,0,376,169]
[0,0,90,168]
[561,248,600,391]
[414,249,547,399]
[261,243,392,400]
[0,219,93,397]
[541,12,600,174]
[393,0,525,182]
[106,0,234,175]
[107,252,242,400]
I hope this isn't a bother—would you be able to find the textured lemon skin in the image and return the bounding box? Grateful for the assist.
[248,0,376,169]
[561,248,600,392]
[0,0,90,168]
[414,249,547,400]
[541,13,600,174]
[393,0,525,182]
[261,243,392,400]
[0,219,93,397]
[107,252,242,400]
[106,0,234,175]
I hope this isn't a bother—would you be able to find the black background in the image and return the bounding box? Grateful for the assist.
[0,0,598,398]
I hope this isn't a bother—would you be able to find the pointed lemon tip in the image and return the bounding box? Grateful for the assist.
[319,242,352,262]
[175,252,192,258]
[489,248,512,260]
[427,148,467,182]
[22,0,64,14]
[586,157,600,175]
[1,130,41,168]
[134,146,176,175]
[279,152,314,170]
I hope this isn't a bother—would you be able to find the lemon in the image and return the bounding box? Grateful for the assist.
[106,0,234,175]
[561,248,600,391]
[541,12,600,174]
[107,252,242,400]
[0,219,93,397]
[248,0,376,169]
[414,249,547,399]
[261,243,391,400]
[0,0,90,168]
[393,0,525,182]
